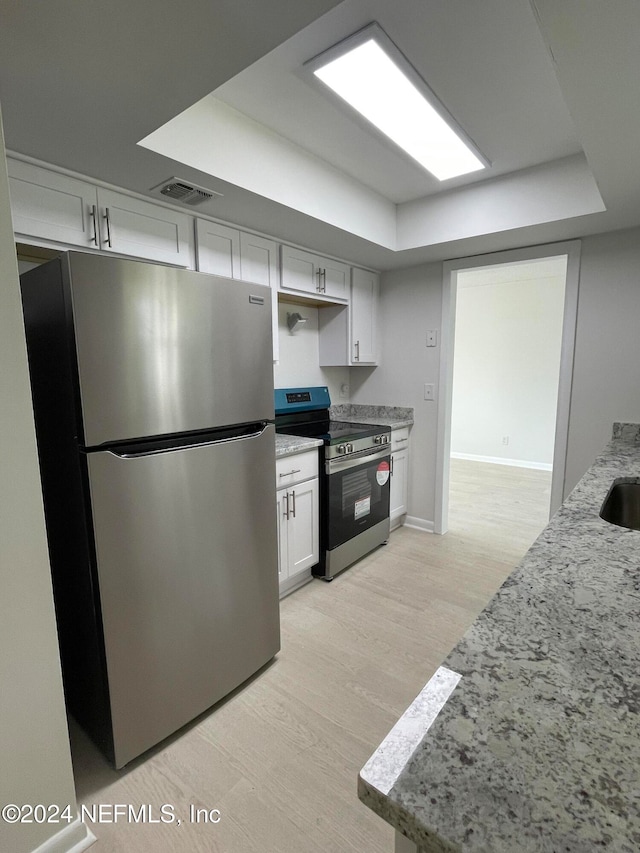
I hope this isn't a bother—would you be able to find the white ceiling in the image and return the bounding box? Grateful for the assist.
[213,0,581,204]
[1,0,640,270]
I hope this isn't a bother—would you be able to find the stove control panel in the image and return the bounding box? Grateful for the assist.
[337,443,354,455]
[373,434,390,445]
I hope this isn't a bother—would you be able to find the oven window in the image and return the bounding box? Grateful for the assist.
[326,455,390,549]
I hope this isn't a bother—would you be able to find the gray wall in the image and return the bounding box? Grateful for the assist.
[565,227,640,492]
[0,107,85,853]
[350,262,442,527]
[355,224,640,527]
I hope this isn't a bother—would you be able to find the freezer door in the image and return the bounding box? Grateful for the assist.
[85,423,279,768]
[64,252,274,446]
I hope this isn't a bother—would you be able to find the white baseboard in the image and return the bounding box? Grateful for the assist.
[403,516,434,532]
[31,818,96,853]
[451,452,552,472]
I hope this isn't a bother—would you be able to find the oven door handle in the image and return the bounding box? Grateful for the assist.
[326,446,390,474]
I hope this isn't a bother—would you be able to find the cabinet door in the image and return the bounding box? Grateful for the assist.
[390,450,409,526]
[196,219,240,278]
[322,258,350,302]
[288,479,320,575]
[276,487,290,583]
[239,232,279,362]
[98,189,195,267]
[280,244,319,296]
[351,268,379,364]
[8,158,98,247]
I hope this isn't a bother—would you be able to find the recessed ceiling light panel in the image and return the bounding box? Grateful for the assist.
[307,23,487,181]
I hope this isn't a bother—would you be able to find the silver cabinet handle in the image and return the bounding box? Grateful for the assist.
[290,489,296,518]
[390,456,394,475]
[279,468,301,478]
[283,492,290,521]
[354,340,360,361]
[316,268,322,292]
[322,269,326,292]
[103,207,112,248]
[316,268,326,293]
[89,204,98,245]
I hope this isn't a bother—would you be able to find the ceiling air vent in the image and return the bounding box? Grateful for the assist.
[151,178,223,207]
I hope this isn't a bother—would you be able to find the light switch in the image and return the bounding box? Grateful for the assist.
[426,330,438,347]
[424,383,435,401]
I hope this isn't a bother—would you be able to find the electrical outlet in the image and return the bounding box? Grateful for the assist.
[340,383,349,398]
[502,435,509,445]
[424,383,435,401]
[426,330,438,347]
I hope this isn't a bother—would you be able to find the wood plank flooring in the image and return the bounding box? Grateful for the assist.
[69,460,552,853]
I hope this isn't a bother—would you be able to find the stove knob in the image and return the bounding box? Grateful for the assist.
[374,435,382,444]
[337,444,346,455]
[347,443,354,453]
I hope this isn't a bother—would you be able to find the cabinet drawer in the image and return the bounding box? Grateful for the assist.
[276,450,318,487]
[391,427,410,450]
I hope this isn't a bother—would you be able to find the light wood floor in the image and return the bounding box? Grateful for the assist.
[69,460,551,853]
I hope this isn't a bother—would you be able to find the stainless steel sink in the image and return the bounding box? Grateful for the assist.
[600,478,640,530]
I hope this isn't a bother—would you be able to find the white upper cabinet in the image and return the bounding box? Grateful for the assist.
[97,189,194,267]
[8,159,97,247]
[239,232,279,363]
[350,267,379,365]
[196,220,279,361]
[195,219,240,278]
[318,267,380,367]
[280,244,349,303]
[8,159,195,268]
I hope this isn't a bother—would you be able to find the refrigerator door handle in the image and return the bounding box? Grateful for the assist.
[104,423,271,458]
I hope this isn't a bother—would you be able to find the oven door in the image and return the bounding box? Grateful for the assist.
[325,447,391,550]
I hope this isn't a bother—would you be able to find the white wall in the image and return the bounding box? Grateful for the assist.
[140,95,397,249]
[273,300,350,399]
[451,262,566,467]
[357,224,640,528]
[350,263,443,528]
[565,226,640,492]
[397,154,605,250]
[0,108,91,853]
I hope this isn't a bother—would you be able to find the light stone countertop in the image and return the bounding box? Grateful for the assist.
[359,423,640,852]
[329,403,414,430]
[275,434,322,458]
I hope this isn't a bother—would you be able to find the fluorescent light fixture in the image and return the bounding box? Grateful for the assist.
[307,23,487,181]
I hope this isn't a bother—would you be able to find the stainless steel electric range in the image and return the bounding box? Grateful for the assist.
[275,386,391,581]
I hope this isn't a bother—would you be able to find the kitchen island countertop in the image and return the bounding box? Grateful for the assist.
[359,422,640,852]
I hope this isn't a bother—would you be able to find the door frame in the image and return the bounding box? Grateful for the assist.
[435,240,581,534]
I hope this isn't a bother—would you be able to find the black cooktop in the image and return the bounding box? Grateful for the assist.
[275,414,389,445]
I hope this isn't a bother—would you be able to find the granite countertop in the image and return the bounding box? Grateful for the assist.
[359,423,640,852]
[275,434,323,458]
[329,403,414,430]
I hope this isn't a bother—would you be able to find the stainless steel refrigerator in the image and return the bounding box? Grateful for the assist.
[20,251,280,768]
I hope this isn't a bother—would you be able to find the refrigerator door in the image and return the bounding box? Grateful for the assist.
[85,423,279,768]
[64,252,274,446]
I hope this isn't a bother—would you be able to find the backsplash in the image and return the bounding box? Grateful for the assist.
[330,403,414,421]
[273,300,349,402]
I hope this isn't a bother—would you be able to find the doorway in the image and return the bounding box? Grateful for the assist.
[435,241,581,535]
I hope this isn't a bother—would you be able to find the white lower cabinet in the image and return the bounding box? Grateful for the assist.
[390,428,410,530]
[276,450,319,597]
[8,158,195,267]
